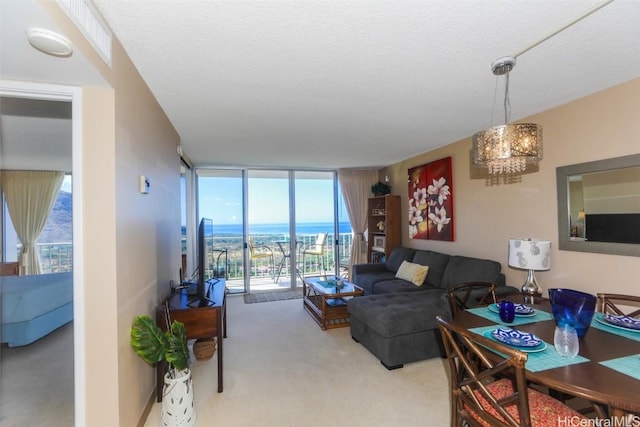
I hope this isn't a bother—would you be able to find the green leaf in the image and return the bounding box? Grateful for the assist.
[130,315,167,365]
[165,321,189,371]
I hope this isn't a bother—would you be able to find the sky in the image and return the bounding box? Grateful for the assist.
[197,175,348,225]
[62,173,347,226]
[61,175,72,192]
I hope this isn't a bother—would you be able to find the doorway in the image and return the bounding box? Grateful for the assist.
[0,81,83,425]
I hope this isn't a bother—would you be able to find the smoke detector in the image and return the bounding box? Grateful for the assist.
[27,28,73,57]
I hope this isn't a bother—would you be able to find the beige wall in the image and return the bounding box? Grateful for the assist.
[382,78,640,298]
[30,2,640,424]
[39,2,182,425]
[81,86,119,423]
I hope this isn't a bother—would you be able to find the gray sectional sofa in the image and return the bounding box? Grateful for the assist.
[347,246,518,369]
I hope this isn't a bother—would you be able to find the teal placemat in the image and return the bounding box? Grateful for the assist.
[469,325,590,373]
[590,313,640,343]
[600,354,640,380]
[467,306,554,326]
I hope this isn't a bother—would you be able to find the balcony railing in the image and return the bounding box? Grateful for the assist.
[29,233,353,278]
[192,232,353,282]
[15,242,74,274]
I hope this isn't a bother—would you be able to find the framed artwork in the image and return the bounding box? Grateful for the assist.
[408,156,454,241]
[373,235,386,249]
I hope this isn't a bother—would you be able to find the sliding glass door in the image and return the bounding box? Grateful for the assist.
[197,169,245,293]
[196,168,349,294]
[294,171,338,282]
[246,170,293,292]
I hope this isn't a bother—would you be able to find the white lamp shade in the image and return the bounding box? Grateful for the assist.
[508,239,551,271]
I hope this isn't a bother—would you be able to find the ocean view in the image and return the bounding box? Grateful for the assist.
[186,221,352,237]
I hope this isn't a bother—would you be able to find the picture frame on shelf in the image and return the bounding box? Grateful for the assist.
[372,235,386,250]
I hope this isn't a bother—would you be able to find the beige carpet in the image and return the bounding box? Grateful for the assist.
[0,321,74,427]
[0,295,452,426]
[144,295,451,426]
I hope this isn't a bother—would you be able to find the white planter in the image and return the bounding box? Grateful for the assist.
[162,368,196,427]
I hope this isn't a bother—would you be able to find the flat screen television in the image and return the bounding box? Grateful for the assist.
[192,217,217,306]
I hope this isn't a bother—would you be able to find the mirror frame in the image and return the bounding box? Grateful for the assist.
[556,153,640,257]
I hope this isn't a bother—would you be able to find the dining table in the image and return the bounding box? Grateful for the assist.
[450,296,640,418]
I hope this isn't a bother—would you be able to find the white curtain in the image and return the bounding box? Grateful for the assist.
[1,170,64,275]
[338,169,379,278]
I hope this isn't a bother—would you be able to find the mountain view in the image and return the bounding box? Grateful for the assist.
[40,190,72,243]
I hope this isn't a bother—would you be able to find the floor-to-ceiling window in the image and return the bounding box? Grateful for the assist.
[295,171,338,283]
[197,169,245,293]
[196,168,350,294]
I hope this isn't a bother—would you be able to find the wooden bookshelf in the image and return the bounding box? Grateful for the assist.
[367,195,401,263]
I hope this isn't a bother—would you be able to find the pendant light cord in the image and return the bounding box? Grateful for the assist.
[513,0,615,59]
[503,72,511,125]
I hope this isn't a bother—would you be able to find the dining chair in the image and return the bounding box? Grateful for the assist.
[301,232,327,277]
[248,237,275,282]
[597,293,640,318]
[436,316,587,427]
[447,282,497,317]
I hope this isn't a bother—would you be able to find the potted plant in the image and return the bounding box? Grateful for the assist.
[371,180,391,196]
[131,314,196,427]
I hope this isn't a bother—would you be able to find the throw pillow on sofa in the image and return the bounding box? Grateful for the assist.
[385,246,416,273]
[395,261,429,286]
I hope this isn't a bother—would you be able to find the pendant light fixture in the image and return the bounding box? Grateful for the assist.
[472,0,614,176]
[472,56,542,175]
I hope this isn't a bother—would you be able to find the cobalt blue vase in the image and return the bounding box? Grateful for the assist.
[548,288,596,338]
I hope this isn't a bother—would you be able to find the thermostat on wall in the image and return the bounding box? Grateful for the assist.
[139,175,150,194]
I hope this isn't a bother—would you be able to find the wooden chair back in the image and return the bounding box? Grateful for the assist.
[447,282,497,317]
[597,293,640,318]
[436,315,531,427]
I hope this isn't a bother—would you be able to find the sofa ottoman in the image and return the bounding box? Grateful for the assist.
[349,246,518,369]
[348,290,449,369]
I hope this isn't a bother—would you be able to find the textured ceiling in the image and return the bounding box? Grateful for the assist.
[0,0,104,172]
[2,1,640,171]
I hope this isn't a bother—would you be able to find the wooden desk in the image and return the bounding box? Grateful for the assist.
[451,299,640,416]
[156,279,227,402]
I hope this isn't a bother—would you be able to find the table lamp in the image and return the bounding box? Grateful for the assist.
[508,239,551,304]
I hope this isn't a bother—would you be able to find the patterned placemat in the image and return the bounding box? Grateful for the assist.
[469,325,590,372]
[600,354,640,380]
[590,313,640,342]
[466,306,554,326]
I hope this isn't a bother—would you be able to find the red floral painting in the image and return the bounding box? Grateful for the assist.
[408,157,454,241]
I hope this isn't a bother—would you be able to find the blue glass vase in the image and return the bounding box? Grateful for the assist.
[548,288,596,338]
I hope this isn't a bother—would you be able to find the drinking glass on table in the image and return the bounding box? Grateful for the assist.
[554,325,579,358]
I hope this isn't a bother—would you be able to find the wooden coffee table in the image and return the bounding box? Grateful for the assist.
[303,276,364,330]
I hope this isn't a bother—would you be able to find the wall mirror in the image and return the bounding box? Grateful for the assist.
[556,153,640,257]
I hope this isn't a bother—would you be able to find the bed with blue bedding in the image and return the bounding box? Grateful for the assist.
[1,272,73,347]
